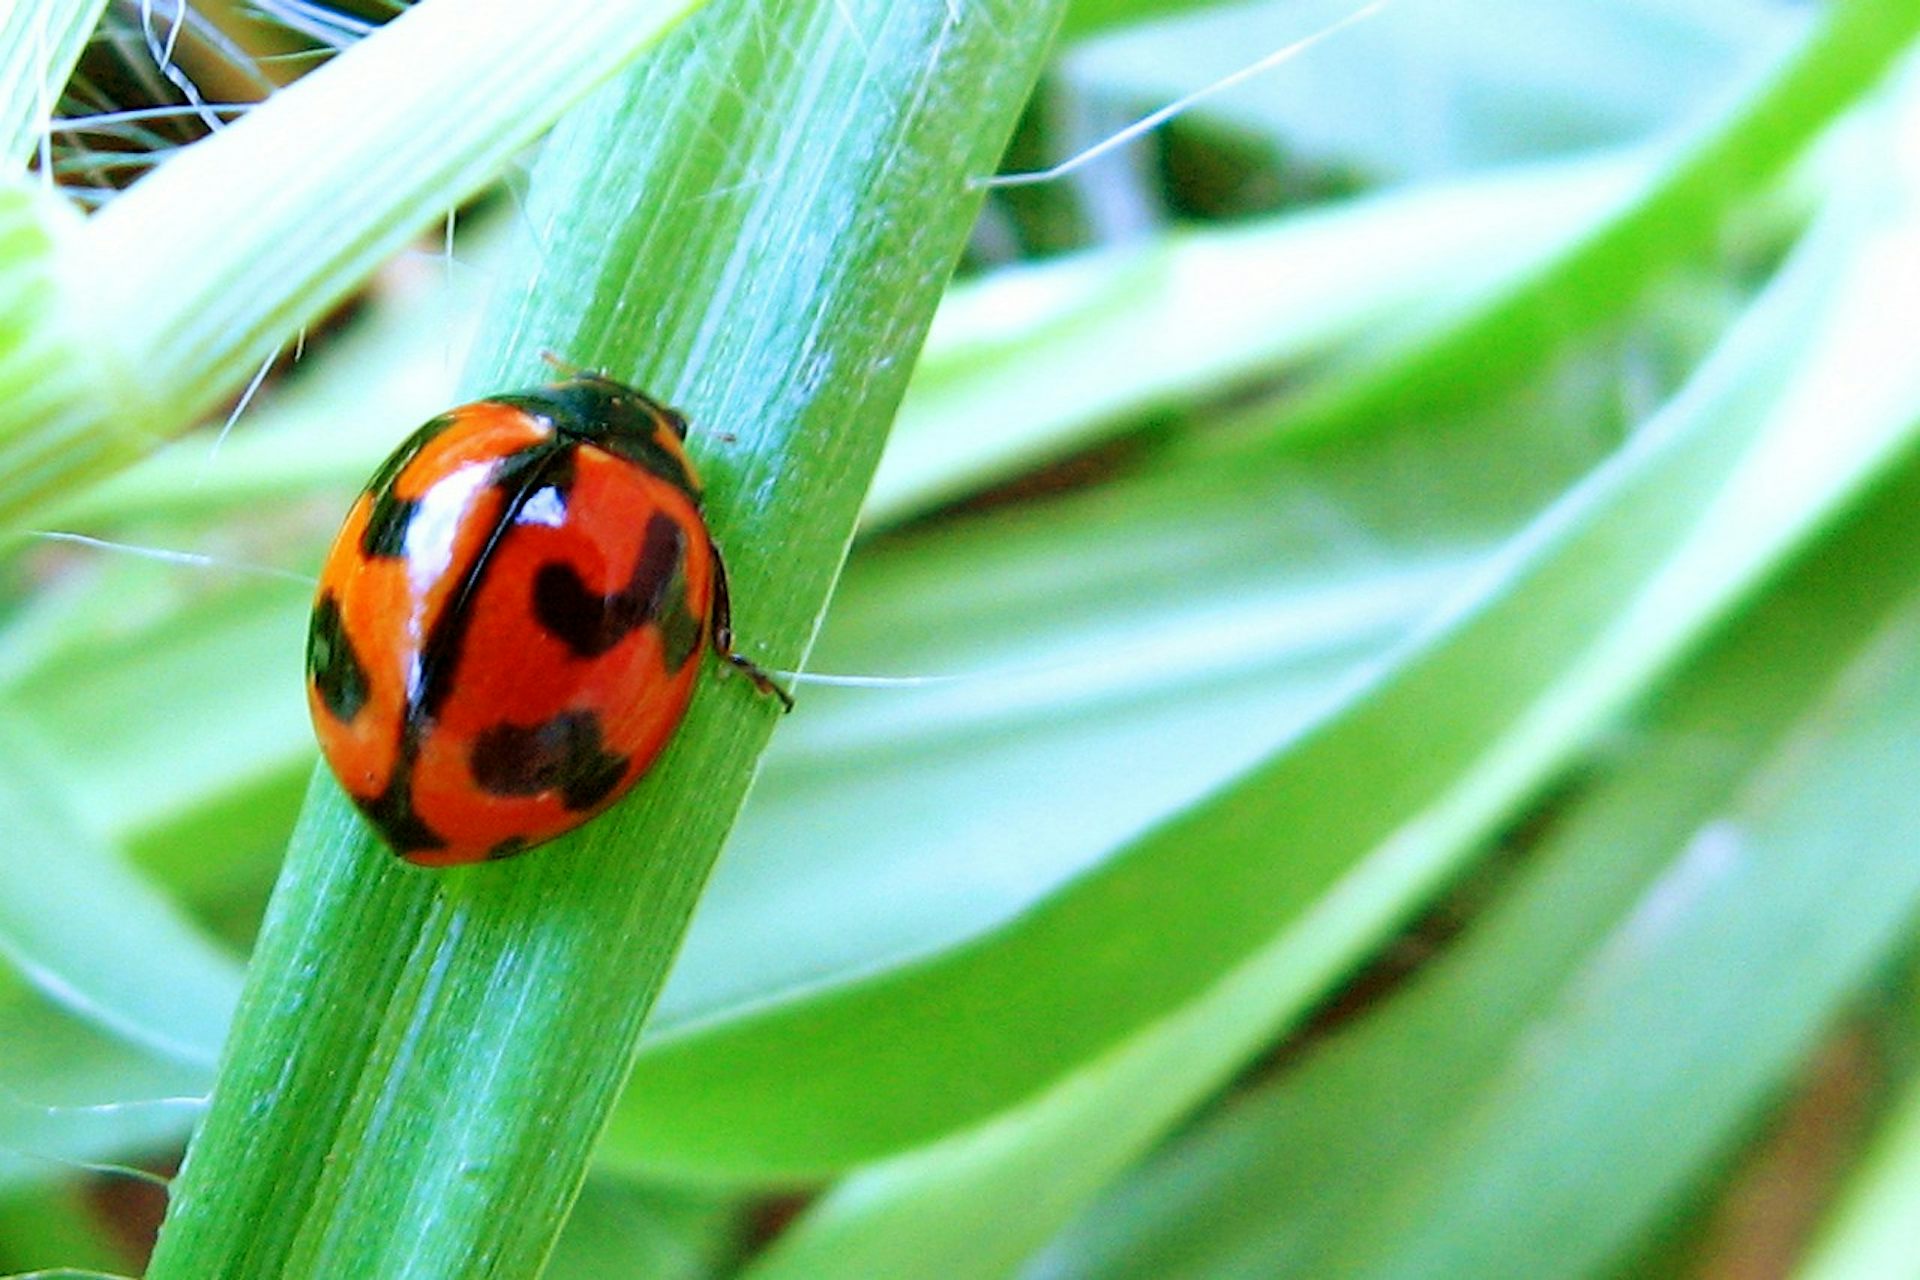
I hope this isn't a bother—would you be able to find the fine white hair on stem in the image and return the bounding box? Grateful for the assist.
[201,348,279,474]
[46,102,255,132]
[34,7,53,197]
[87,1159,173,1190]
[828,0,873,60]
[157,0,187,74]
[258,46,337,65]
[498,166,555,263]
[444,205,458,293]
[1,1092,208,1119]
[980,0,1391,190]
[139,0,226,133]
[768,669,975,689]
[6,1150,173,1192]
[26,532,317,585]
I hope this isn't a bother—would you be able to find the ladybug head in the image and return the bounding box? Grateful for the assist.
[531,373,691,445]
[504,373,703,499]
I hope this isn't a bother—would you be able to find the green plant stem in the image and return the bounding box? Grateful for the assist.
[0,177,98,524]
[141,3,1062,1278]
[0,0,108,163]
[1,0,711,529]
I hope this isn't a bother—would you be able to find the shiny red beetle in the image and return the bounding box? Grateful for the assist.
[305,373,789,866]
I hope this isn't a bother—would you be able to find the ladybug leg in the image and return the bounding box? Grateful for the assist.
[709,542,795,713]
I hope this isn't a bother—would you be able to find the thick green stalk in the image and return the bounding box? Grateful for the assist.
[142,2,1061,1278]
[0,0,109,163]
[2,0,710,527]
[0,177,102,523]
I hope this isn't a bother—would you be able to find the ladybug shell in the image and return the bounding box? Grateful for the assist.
[307,376,717,866]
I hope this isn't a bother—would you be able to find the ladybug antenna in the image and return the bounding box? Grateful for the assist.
[539,350,590,379]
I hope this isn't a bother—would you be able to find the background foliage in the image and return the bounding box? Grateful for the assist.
[2,0,1920,1276]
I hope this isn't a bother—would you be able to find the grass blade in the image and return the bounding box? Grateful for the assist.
[0,714,240,1069]
[140,4,1065,1277]
[603,108,1920,1176]
[1034,457,1920,1280]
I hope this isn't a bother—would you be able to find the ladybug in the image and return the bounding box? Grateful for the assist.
[305,372,791,866]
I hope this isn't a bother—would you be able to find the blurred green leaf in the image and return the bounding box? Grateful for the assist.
[6,577,310,848]
[0,714,240,1069]
[544,1177,738,1280]
[729,147,1920,1274]
[1798,1060,1920,1279]
[1285,521,1920,1280]
[0,979,205,1193]
[1222,0,1911,453]
[1033,454,1920,1280]
[607,78,1920,1179]
[871,149,1639,524]
[1068,0,1805,179]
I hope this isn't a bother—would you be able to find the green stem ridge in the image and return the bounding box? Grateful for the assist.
[0,178,116,523]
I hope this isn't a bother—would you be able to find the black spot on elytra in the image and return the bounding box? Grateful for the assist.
[308,593,370,723]
[354,413,450,559]
[360,492,419,558]
[533,512,692,659]
[469,711,629,812]
[357,768,447,855]
[656,567,702,672]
